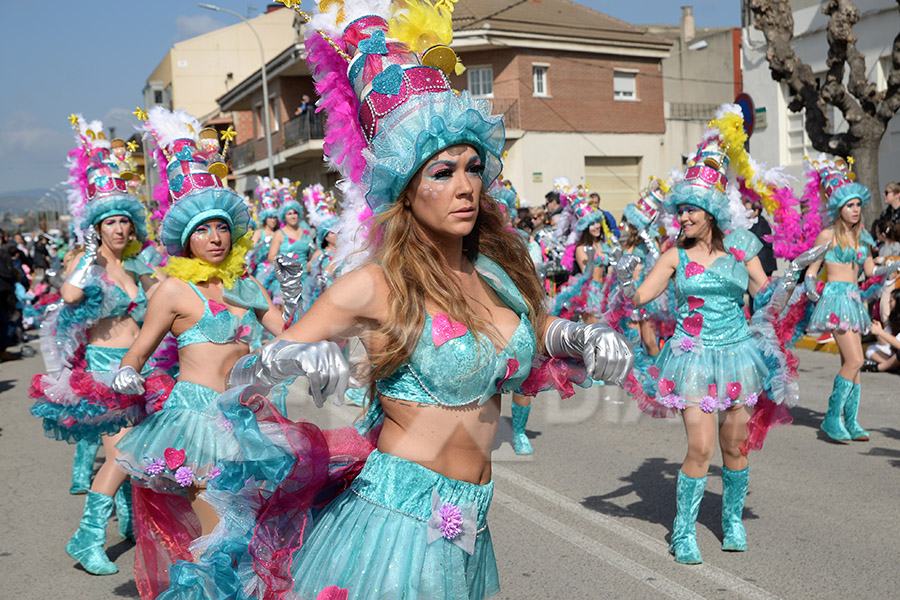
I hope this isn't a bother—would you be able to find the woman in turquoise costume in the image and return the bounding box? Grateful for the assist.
[803,157,900,442]
[158,3,633,599]
[29,115,162,575]
[108,107,286,597]
[301,184,340,314]
[552,185,617,324]
[249,176,282,297]
[613,107,824,565]
[267,178,314,300]
[617,179,670,356]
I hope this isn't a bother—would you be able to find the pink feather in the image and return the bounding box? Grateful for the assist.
[150,145,170,221]
[305,33,368,183]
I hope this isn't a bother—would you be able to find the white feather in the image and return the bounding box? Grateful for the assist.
[144,107,200,149]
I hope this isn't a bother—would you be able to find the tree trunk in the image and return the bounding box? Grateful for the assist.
[852,142,882,225]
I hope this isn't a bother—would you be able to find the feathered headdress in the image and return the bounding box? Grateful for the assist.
[278,0,504,271]
[138,106,249,255]
[255,176,281,222]
[65,114,148,244]
[303,183,339,246]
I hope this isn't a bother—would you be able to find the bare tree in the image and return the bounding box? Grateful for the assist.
[748,0,900,221]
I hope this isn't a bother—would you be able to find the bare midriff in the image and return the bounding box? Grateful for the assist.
[824,261,860,284]
[377,394,501,485]
[87,316,141,348]
[176,342,249,393]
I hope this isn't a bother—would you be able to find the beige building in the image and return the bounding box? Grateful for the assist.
[143,6,297,121]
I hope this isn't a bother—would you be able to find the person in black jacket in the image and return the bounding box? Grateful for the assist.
[0,243,21,360]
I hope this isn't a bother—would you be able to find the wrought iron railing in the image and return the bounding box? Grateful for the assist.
[231,141,255,170]
[283,112,325,148]
[491,98,520,129]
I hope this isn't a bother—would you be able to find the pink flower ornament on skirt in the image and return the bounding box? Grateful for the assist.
[426,489,478,555]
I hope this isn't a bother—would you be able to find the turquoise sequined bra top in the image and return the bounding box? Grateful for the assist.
[672,229,762,347]
[279,227,313,261]
[176,279,267,349]
[823,230,875,265]
[374,255,537,407]
[97,258,153,326]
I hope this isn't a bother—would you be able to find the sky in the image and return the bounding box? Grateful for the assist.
[0,0,741,196]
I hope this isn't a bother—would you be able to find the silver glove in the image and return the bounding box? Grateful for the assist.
[638,229,660,261]
[782,243,831,282]
[804,275,820,303]
[228,339,356,408]
[610,245,641,299]
[274,255,305,324]
[873,260,900,277]
[112,365,146,395]
[66,229,99,289]
[583,245,596,271]
[544,318,634,385]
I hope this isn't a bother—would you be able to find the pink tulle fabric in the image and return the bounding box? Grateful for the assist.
[561,244,576,271]
[239,391,377,600]
[519,357,588,399]
[740,393,793,455]
[151,145,171,221]
[133,484,201,600]
[306,33,367,183]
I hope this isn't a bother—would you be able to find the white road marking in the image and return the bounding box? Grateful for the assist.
[492,464,782,600]
[494,490,706,600]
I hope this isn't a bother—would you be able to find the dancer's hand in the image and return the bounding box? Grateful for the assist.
[873,260,900,277]
[112,366,146,395]
[544,319,634,385]
[637,229,660,261]
[228,340,359,407]
[66,229,100,289]
[804,275,820,303]
[274,255,304,324]
[609,246,640,298]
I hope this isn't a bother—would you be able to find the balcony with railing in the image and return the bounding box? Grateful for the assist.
[491,98,519,130]
[284,112,325,148]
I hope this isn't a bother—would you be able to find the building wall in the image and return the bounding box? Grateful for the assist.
[450,49,665,133]
[145,7,296,119]
[501,131,671,218]
[742,0,900,190]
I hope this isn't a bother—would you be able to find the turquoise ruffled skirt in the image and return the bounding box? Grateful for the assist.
[116,381,239,490]
[809,281,871,334]
[29,345,148,442]
[291,449,499,599]
[652,333,769,411]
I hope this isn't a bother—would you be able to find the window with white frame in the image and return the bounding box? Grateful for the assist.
[468,66,493,98]
[613,70,637,101]
[269,96,280,133]
[786,110,812,165]
[533,64,549,97]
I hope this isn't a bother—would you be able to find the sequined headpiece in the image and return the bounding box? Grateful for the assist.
[808,155,870,221]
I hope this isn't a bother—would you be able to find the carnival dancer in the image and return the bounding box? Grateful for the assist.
[158,2,633,598]
[612,105,824,564]
[108,106,287,598]
[249,176,282,297]
[267,178,314,297]
[552,184,618,323]
[803,157,900,442]
[301,184,340,314]
[617,179,671,355]
[29,115,163,575]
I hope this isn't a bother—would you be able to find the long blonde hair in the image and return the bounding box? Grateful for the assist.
[364,189,547,383]
[833,214,862,250]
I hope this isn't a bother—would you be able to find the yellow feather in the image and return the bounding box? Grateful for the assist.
[389,0,454,52]
[160,233,254,288]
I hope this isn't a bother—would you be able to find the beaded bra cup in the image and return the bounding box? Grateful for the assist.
[176,280,266,348]
[375,255,537,406]
[823,231,875,266]
[98,259,150,326]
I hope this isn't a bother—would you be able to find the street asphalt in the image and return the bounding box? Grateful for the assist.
[2,345,898,599]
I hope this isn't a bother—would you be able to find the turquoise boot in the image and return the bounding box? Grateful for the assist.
[511,402,533,455]
[115,479,134,541]
[65,491,118,575]
[821,374,852,442]
[721,466,749,551]
[69,437,100,495]
[843,382,869,441]
[669,471,706,564]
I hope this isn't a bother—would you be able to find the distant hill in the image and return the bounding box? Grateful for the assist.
[0,189,62,215]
